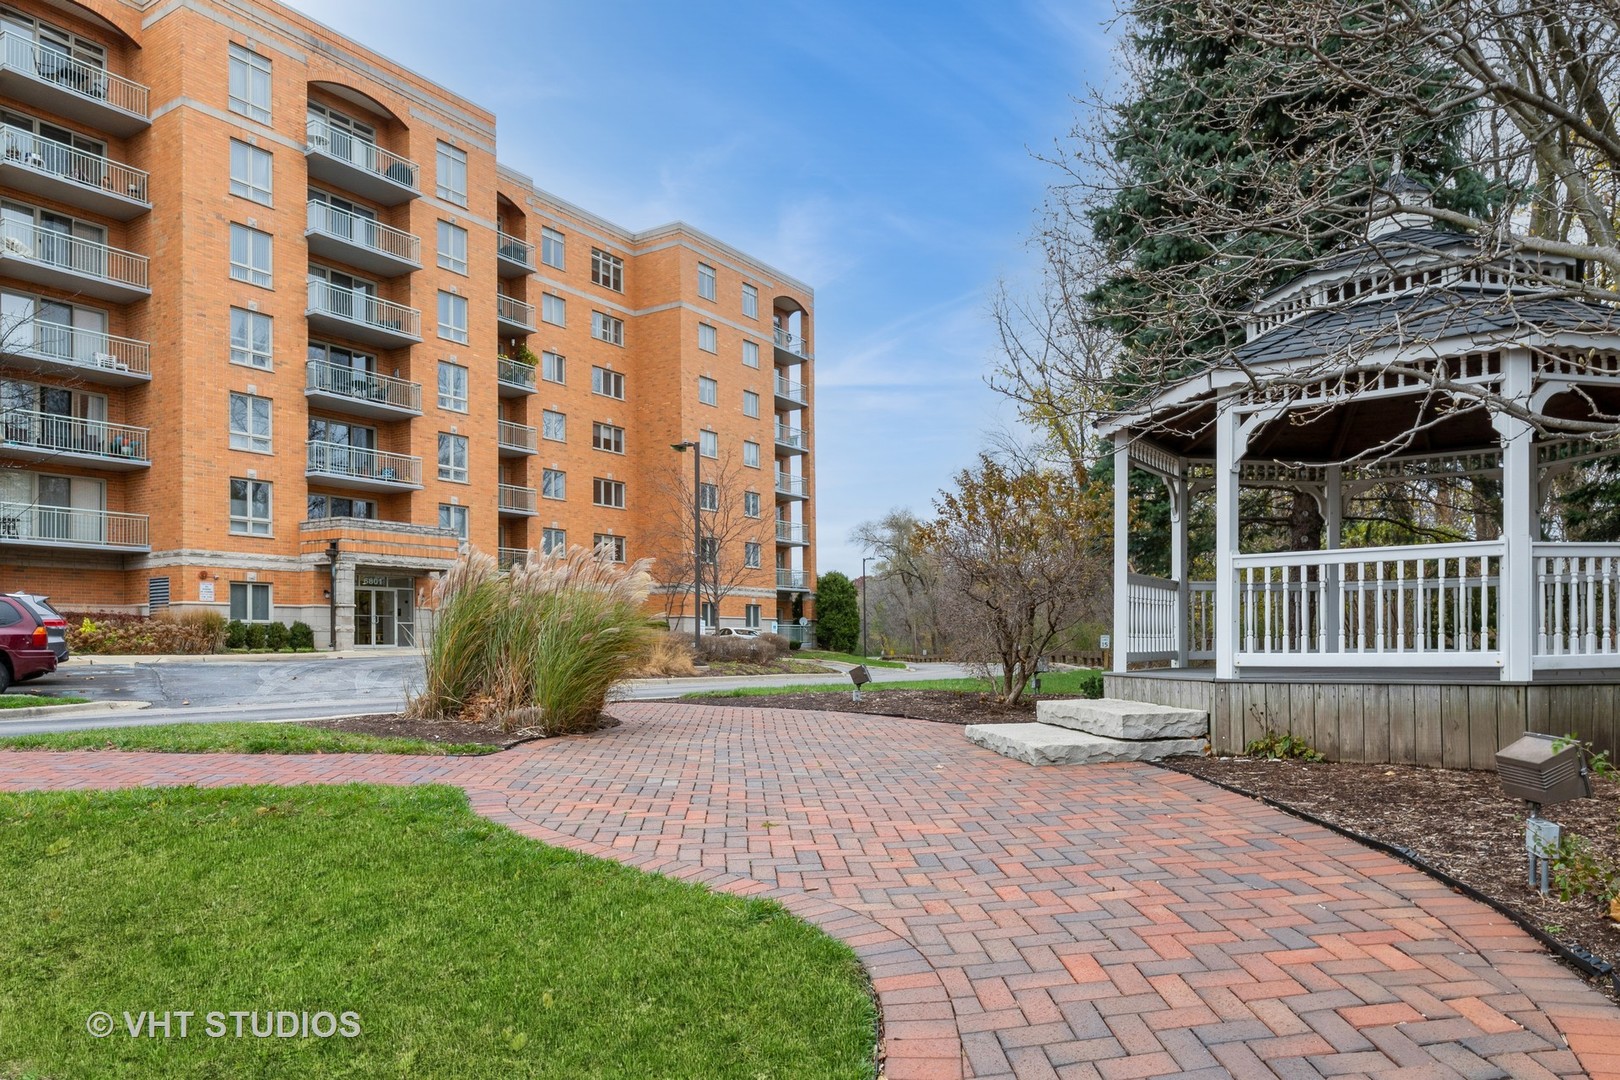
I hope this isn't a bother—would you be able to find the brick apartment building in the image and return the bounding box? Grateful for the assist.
[0,0,816,648]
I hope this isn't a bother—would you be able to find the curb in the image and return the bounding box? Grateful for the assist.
[65,651,397,665]
[0,700,152,721]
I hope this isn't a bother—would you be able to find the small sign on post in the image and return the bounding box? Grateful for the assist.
[1526,815,1561,896]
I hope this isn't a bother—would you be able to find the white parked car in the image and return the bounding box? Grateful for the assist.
[712,627,762,638]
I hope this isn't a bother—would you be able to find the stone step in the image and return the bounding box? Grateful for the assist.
[1036,698,1208,740]
[964,722,1206,767]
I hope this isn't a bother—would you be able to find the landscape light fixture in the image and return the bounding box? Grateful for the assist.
[670,441,702,652]
[1495,732,1593,895]
[849,663,871,703]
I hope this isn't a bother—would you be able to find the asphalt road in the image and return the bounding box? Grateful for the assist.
[3,656,976,736]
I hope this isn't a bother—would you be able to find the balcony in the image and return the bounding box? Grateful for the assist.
[775,520,809,545]
[498,546,528,571]
[0,34,149,136]
[496,293,535,336]
[496,232,534,277]
[0,500,148,552]
[305,201,420,278]
[306,279,421,349]
[0,218,148,302]
[497,419,537,457]
[774,472,808,500]
[0,124,148,219]
[773,326,813,362]
[305,440,422,492]
[305,359,422,420]
[304,117,418,205]
[0,319,149,386]
[774,422,807,454]
[774,621,816,645]
[497,356,536,397]
[773,374,808,408]
[776,568,810,591]
[498,483,537,517]
[0,410,148,470]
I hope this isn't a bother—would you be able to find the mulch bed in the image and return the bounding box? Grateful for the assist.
[298,713,617,749]
[689,690,1087,724]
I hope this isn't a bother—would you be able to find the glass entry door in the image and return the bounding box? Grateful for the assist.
[354,584,412,646]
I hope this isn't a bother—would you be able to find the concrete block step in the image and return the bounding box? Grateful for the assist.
[964,722,1206,767]
[1036,698,1208,740]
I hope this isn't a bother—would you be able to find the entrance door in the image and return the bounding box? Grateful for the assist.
[353,586,404,646]
[395,588,414,646]
[372,588,396,647]
[354,589,372,646]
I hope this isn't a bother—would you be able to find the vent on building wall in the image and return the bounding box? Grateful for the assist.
[148,576,170,611]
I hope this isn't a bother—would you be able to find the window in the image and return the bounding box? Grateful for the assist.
[698,376,718,406]
[698,323,717,353]
[437,361,468,412]
[437,221,468,274]
[592,311,624,346]
[593,478,625,508]
[541,293,566,326]
[699,538,719,566]
[745,542,762,569]
[745,603,761,628]
[592,423,625,454]
[541,227,565,269]
[542,527,567,554]
[698,482,718,511]
[435,142,467,206]
[742,340,759,368]
[228,140,272,204]
[229,477,272,536]
[437,291,468,343]
[591,366,624,400]
[229,224,272,287]
[228,392,272,453]
[700,430,718,458]
[542,410,567,441]
[542,351,566,384]
[743,390,760,418]
[307,494,375,520]
[742,283,759,319]
[230,581,272,622]
[743,490,761,517]
[228,43,271,124]
[541,468,566,500]
[595,534,627,562]
[437,433,468,483]
[743,440,760,468]
[701,601,717,627]
[438,503,468,540]
[698,262,716,301]
[591,248,623,291]
[230,307,272,369]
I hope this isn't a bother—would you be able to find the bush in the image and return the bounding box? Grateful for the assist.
[759,632,791,655]
[1245,727,1324,762]
[264,622,290,650]
[634,633,696,677]
[788,640,802,651]
[696,634,783,665]
[65,610,225,655]
[244,623,267,650]
[815,571,860,653]
[1076,669,1104,699]
[225,620,248,649]
[289,621,315,650]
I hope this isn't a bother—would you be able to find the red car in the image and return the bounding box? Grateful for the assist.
[0,594,58,692]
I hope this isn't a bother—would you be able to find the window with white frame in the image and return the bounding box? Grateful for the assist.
[744,490,761,517]
[698,262,716,300]
[592,423,625,454]
[745,542,761,568]
[742,340,759,368]
[743,440,760,468]
[229,140,272,204]
[699,537,718,565]
[437,291,468,343]
[230,307,272,369]
[541,293,566,326]
[542,410,566,441]
[541,468,566,500]
[541,227,564,269]
[228,43,271,124]
[591,248,623,291]
[592,311,624,346]
[230,581,272,622]
[228,392,272,454]
[742,283,758,318]
[438,503,468,540]
[437,361,468,412]
[593,478,625,508]
[542,527,566,554]
[698,376,717,406]
[698,323,717,353]
[229,223,272,287]
[700,601,717,627]
[743,390,759,418]
[698,482,718,511]
[437,221,468,274]
[229,477,272,536]
[700,430,718,458]
[435,142,467,206]
[542,351,566,384]
[745,603,761,628]
[437,433,468,482]
[594,533,626,562]
[591,366,624,399]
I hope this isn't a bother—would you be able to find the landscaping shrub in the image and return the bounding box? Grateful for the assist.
[759,632,791,655]
[696,634,783,665]
[225,620,248,649]
[1076,669,1104,699]
[635,633,697,677]
[244,623,267,650]
[65,610,224,655]
[289,621,315,650]
[1245,727,1325,762]
[264,621,290,650]
[411,546,655,733]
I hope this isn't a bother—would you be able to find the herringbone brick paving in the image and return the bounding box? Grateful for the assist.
[3,701,1619,1079]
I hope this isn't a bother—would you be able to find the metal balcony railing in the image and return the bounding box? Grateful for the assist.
[0,409,147,461]
[0,499,147,548]
[306,359,421,412]
[498,546,528,571]
[772,325,812,359]
[498,483,537,513]
[2,318,149,376]
[774,472,808,497]
[774,422,805,450]
[774,621,816,645]
[0,217,147,290]
[305,440,422,485]
[773,374,807,405]
[775,520,808,544]
[776,568,810,590]
[0,123,147,201]
[496,231,534,269]
[0,33,149,120]
[497,293,535,327]
[306,278,420,339]
[305,117,418,191]
[497,419,537,453]
[497,356,536,391]
[306,200,419,264]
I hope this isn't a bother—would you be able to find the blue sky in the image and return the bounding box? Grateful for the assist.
[288,0,1120,574]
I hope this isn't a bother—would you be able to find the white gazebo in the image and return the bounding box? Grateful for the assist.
[1101,191,1620,766]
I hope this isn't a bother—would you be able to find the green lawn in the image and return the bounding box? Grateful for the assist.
[796,651,906,669]
[682,668,1101,700]
[0,723,499,756]
[0,785,876,1079]
[0,694,88,709]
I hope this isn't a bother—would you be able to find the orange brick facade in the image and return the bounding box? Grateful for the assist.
[0,0,816,647]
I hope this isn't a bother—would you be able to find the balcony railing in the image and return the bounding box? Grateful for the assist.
[773,621,816,645]
[0,123,148,202]
[0,409,147,462]
[497,419,537,453]
[0,217,148,291]
[773,374,807,405]
[775,520,808,544]
[305,440,422,486]
[497,356,536,392]
[306,359,421,413]
[0,318,149,378]
[306,278,421,341]
[498,546,528,571]
[774,472,808,498]
[773,325,812,359]
[498,483,537,514]
[0,499,147,549]
[306,200,420,266]
[496,293,535,330]
[496,231,534,269]
[305,116,418,193]
[774,422,806,450]
[0,33,149,125]
[777,568,810,590]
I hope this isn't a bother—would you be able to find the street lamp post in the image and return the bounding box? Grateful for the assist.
[861,555,871,660]
[671,441,702,651]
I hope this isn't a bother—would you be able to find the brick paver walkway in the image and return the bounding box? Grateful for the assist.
[4,702,1619,1079]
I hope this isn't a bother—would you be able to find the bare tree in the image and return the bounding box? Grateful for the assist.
[851,508,951,656]
[642,448,769,631]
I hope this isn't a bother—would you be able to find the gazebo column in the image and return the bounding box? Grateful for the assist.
[1112,430,1131,674]
[1214,407,1242,679]
[1170,472,1190,666]
[1322,467,1343,652]
[1495,350,1536,682]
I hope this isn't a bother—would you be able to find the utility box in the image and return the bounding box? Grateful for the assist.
[849,665,872,688]
[1496,732,1591,806]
